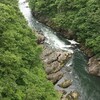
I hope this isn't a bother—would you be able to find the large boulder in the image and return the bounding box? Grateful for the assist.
[47,71,63,84]
[66,91,79,100]
[71,91,79,99]
[88,56,100,76]
[58,79,72,88]
[57,52,72,63]
[46,51,60,64]
[61,91,79,100]
[45,61,62,74]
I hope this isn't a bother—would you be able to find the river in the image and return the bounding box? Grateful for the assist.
[18,0,100,100]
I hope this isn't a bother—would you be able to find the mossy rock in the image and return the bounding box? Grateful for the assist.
[66,91,79,100]
[58,80,72,88]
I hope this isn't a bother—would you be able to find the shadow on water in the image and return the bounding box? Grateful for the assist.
[56,33,71,45]
[73,49,100,100]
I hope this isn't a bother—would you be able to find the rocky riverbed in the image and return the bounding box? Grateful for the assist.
[41,45,72,84]
[36,33,79,100]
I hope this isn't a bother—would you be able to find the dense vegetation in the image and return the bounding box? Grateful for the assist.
[0,0,60,99]
[29,0,100,57]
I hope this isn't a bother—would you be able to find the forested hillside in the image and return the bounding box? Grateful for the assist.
[0,0,59,99]
[29,0,100,57]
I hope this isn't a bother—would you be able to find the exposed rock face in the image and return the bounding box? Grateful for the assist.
[45,61,62,74]
[47,71,63,84]
[88,56,100,76]
[41,45,72,84]
[45,52,60,64]
[79,44,94,58]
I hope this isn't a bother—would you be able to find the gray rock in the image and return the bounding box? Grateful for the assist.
[47,71,63,84]
[45,61,62,74]
[61,91,79,100]
[88,56,100,76]
[70,91,79,99]
[58,79,72,88]
[46,51,60,64]
[58,52,71,63]
[41,47,53,60]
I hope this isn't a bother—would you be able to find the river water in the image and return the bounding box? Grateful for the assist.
[18,0,100,100]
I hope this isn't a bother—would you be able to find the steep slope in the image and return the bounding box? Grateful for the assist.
[0,0,59,99]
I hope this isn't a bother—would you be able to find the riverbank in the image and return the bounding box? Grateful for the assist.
[36,32,80,100]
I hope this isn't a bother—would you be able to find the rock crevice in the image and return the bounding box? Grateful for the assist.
[41,45,72,84]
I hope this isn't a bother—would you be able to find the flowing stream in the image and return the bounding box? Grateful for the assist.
[19,0,100,100]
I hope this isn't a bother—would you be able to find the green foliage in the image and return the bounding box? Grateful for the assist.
[29,0,100,57]
[0,0,59,100]
[29,0,56,16]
